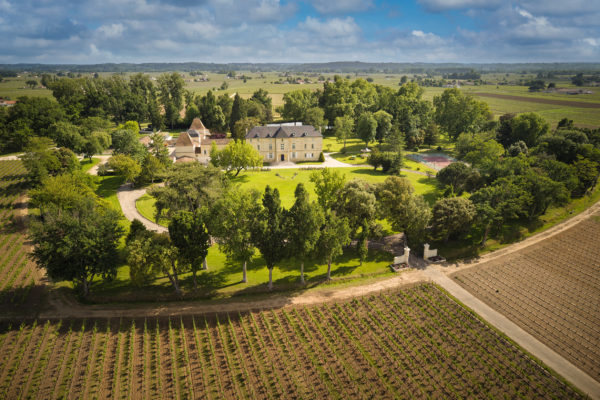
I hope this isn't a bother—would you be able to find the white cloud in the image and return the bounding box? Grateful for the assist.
[418,0,501,12]
[310,0,373,14]
[96,23,124,39]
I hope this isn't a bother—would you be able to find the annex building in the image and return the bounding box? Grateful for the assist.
[246,124,322,163]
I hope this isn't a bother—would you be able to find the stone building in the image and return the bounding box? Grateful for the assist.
[245,125,322,163]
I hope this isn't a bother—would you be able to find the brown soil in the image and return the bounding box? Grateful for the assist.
[453,216,600,382]
[473,92,600,108]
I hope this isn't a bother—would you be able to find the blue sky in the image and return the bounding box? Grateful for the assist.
[0,0,599,64]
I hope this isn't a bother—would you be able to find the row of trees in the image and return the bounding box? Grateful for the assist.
[433,114,600,247]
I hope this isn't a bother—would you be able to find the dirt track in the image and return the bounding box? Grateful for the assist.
[473,92,600,108]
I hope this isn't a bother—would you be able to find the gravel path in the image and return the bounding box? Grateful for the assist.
[117,183,167,233]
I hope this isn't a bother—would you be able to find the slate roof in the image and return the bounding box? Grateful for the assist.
[246,125,322,139]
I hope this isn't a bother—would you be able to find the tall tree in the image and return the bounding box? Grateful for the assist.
[251,186,287,290]
[157,72,185,128]
[108,154,142,185]
[357,112,377,148]
[210,140,262,177]
[333,115,354,151]
[286,183,324,284]
[149,163,227,221]
[373,110,393,145]
[211,188,261,283]
[29,197,123,296]
[317,211,351,280]
[431,197,476,243]
[433,88,492,140]
[169,210,211,289]
[229,94,247,133]
[309,168,346,211]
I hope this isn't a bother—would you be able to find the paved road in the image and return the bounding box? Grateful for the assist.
[424,267,600,400]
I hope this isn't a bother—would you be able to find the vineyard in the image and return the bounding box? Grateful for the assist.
[0,283,582,399]
[453,216,600,382]
[0,160,44,315]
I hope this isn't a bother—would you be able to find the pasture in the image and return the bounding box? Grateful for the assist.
[0,283,583,399]
[453,216,600,381]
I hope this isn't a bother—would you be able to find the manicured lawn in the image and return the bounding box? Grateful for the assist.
[136,192,169,226]
[89,244,394,302]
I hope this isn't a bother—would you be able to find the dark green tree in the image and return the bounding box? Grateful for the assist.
[169,210,211,289]
[251,186,287,290]
[286,183,324,284]
[317,211,351,280]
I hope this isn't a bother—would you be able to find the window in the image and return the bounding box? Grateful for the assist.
[311,143,314,149]
[304,143,307,149]
[269,144,272,150]
[204,150,207,155]
[292,152,297,158]
[257,145,260,150]
[268,153,273,159]
[280,143,284,150]
[292,143,296,149]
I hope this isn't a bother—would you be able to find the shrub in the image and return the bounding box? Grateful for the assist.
[318,152,325,162]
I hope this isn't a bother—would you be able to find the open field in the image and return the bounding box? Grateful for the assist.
[0,161,45,317]
[2,74,599,128]
[0,283,583,399]
[453,215,600,381]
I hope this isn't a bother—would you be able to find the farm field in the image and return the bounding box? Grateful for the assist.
[0,283,583,399]
[0,160,44,316]
[453,216,600,381]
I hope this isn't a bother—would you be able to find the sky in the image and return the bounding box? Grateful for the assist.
[0,0,599,64]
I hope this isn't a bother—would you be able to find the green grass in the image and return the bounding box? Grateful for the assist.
[88,244,394,302]
[136,193,169,226]
[80,157,101,173]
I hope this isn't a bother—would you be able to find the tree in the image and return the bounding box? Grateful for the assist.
[138,153,165,184]
[251,186,287,290]
[423,122,440,147]
[333,115,354,151]
[573,156,599,196]
[169,210,211,289]
[373,110,393,145]
[26,80,38,89]
[375,176,431,246]
[286,184,324,284]
[148,131,170,165]
[48,121,86,153]
[431,197,476,243]
[197,90,227,132]
[303,107,326,132]
[233,117,261,142]
[210,140,262,177]
[229,94,247,133]
[150,163,227,221]
[158,72,185,128]
[108,154,141,184]
[335,180,377,237]
[357,112,377,148]
[21,139,79,185]
[433,88,492,140]
[509,112,549,148]
[29,197,123,296]
[436,162,481,195]
[309,168,346,210]
[29,172,95,215]
[111,128,146,161]
[211,188,261,283]
[317,211,351,280]
[126,233,183,295]
[280,89,318,121]
[251,89,273,122]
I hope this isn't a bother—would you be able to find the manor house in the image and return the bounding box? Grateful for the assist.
[246,124,322,163]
